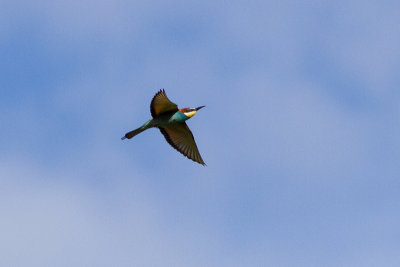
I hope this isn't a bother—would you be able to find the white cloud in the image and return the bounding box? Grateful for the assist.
[2,0,400,266]
[0,158,212,266]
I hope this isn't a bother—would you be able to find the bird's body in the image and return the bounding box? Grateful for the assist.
[151,110,191,126]
[122,89,206,165]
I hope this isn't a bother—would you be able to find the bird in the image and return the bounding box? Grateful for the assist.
[122,89,206,165]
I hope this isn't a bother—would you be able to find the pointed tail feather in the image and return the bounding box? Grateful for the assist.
[121,127,146,140]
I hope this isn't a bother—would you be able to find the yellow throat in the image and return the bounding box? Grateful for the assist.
[184,110,197,118]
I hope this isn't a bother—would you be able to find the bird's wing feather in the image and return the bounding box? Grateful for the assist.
[159,122,205,165]
[150,89,178,118]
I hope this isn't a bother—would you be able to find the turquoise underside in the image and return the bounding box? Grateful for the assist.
[144,111,189,128]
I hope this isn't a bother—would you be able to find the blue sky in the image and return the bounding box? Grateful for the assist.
[1,0,400,266]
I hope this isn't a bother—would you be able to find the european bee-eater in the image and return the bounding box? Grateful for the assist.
[122,89,206,165]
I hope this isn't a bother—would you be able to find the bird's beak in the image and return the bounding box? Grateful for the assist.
[195,105,205,111]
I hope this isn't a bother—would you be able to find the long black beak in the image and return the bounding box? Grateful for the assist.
[196,105,205,111]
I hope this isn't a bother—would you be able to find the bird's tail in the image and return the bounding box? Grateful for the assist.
[121,127,146,140]
[121,121,152,140]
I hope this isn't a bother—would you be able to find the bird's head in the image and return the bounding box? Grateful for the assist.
[180,106,205,118]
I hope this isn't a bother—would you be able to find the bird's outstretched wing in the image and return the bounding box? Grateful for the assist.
[159,122,205,165]
[150,89,178,118]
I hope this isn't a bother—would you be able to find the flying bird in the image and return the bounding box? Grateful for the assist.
[122,89,206,165]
